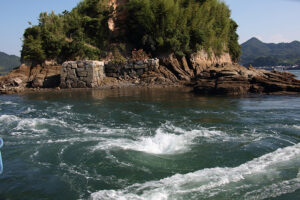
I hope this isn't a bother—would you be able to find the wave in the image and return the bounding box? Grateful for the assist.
[0,114,19,122]
[292,125,300,130]
[0,114,67,135]
[90,143,300,200]
[92,124,225,155]
[0,101,17,105]
[244,177,300,200]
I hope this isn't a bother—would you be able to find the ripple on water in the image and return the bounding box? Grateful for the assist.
[91,142,300,200]
[1,91,300,200]
[0,114,69,137]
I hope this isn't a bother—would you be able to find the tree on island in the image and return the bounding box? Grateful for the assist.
[21,0,241,64]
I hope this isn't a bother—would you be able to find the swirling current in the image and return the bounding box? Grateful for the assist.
[1,75,300,199]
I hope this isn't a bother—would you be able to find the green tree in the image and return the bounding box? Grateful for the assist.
[228,20,241,62]
[21,26,45,63]
[21,0,241,63]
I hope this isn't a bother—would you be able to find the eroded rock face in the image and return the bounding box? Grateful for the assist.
[190,50,232,76]
[160,51,233,82]
[157,52,300,95]
[140,65,179,85]
[29,64,61,88]
[193,64,300,95]
[0,62,61,94]
[60,61,105,88]
[162,54,192,81]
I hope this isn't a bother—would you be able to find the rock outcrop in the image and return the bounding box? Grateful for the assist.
[193,65,300,95]
[28,63,61,88]
[0,61,61,94]
[161,51,233,82]
[157,52,300,95]
[1,50,300,95]
[60,61,105,88]
[190,50,232,76]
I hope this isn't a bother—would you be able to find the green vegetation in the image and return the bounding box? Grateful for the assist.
[21,0,241,64]
[22,0,110,63]
[0,51,21,75]
[241,37,300,67]
[125,0,241,60]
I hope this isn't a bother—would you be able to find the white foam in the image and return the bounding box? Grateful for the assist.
[91,143,300,200]
[22,107,37,114]
[131,127,223,154]
[292,125,300,130]
[0,101,17,105]
[40,137,100,144]
[64,105,73,110]
[0,114,67,135]
[0,114,19,122]
[92,124,225,154]
[15,117,66,133]
[244,177,300,200]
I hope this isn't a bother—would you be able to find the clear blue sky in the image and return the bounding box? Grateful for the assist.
[0,0,300,56]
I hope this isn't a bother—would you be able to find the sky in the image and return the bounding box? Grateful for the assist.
[0,0,300,56]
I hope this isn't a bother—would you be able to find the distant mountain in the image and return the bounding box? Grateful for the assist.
[240,37,300,67]
[0,51,21,75]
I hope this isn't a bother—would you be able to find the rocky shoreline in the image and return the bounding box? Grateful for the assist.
[192,65,300,95]
[1,51,300,96]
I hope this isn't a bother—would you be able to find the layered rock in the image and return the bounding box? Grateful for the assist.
[158,52,300,95]
[161,51,233,82]
[138,65,179,86]
[193,65,300,95]
[60,61,105,88]
[190,50,232,75]
[0,61,61,94]
[28,63,61,88]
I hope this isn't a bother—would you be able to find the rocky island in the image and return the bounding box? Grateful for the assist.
[1,0,300,95]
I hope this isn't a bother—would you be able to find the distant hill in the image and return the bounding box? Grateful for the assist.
[0,51,21,75]
[240,37,300,67]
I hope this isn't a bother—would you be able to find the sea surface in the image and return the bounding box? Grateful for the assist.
[290,70,300,80]
[0,71,300,200]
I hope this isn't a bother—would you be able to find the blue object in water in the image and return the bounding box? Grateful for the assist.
[0,138,3,174]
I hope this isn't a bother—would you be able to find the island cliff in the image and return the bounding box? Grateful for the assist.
[1,0,300,95]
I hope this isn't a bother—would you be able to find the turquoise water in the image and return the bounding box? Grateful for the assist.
[0,86,300,199]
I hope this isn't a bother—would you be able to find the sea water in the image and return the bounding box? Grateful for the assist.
[0,87,300,199]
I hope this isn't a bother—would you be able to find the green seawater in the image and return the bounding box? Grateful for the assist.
[1,78,300,199]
